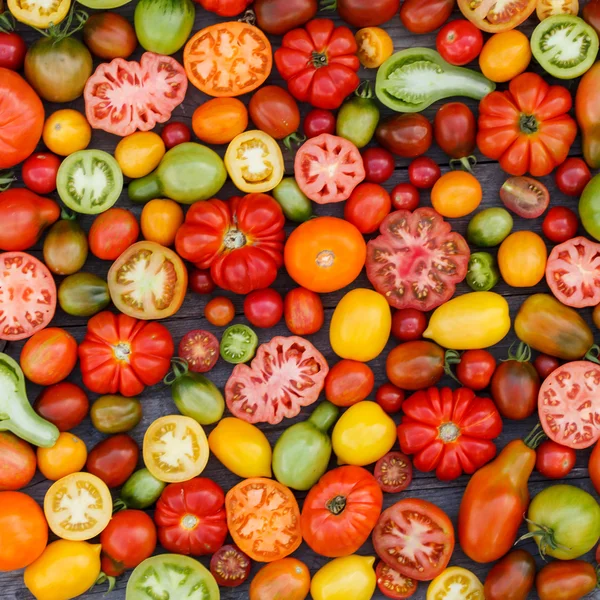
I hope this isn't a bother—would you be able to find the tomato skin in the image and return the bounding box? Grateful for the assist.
[362,147,395,183]
[537,560,598,600]
[484,549,536,600]
[386,340,445,390]
[86,434,139,489]
[0,433,36,491]
[89,208,140,261]
[204,297,235,327]
[140,199,183,247]
[391,308,427,342]
[160,122,191,149]
[34,382,89,432]
[456,349,496,391]
[249,85,300,140]
[436,19,483,65]
[284,287,324,335]
[243,289,284,328]
[479,30,531,83]
[400,0,455,33]
[542,206,578,243]
[376,114,432,157]
[390,183,419,211]
[22,153,61,195]
[533,354,560,379]
[337,0,399,27]
[83,12,137,60]
[37,432,87,481]
[376,383,405,414]
[0,31,26,71]
[189,269,216,295]
[325,360,375,407]
[303,109,336,138]
[491,357,540,420]
[408,157,441,189]
[344,183,391,234]
[43,218,88,276]
[250,558,311,600]
[536,440,576,479]
[584,0,600,36]
[434,102,477,166]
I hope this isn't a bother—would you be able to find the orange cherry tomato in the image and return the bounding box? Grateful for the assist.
[250,558,311,600]
[431,171,482,218]
[192,97,248,145]
[141,199,184,247]
[37,432,88,481]
[205,297,235,327]
[498,231,547,287]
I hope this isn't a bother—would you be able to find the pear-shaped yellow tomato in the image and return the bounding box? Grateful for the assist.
[330,288,391,362]
[424,291,510,349]
[498,231,547,287]
[332,401,396,466]
[311,555,376,600]
[208,417,272,478]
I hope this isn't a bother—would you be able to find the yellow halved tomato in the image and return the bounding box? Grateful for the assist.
[427,566,484,600]
[479,30,531,83]
[141,199,184,247]
[225,130,284,193]
[355,27,394,69]
[431,171,482,218]
[37,432,87,481]
[498,231,547,288]
[8,0,70,28]
[192,98,248,145]
[311,555,376,600]
[42,109,91,157]
[44,472,112,541]
[537,0,579,19]
[107,241,188,320]
[143,415,209,483]
[114,131,165,179]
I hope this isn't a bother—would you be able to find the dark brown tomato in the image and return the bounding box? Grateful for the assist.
[490,360,540,420]
[83,12,137,60]
[254,0,318,35]
[34,382,89,432]
[249,85,301,140]
[400,0,456,33]
[584,0,600,36]
[86,434,139,488]
[537,560,598,600]
[178,330,219,373]
[375,114,432,158]
[325,359,375,407]
[484,549,536,600]
[90,395,143,434]
[374,452,413,493]
[386,340,445,390]
[337,0,400,27]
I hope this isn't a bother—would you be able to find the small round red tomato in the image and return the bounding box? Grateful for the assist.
[178,329,219,373]
[161,122,191,149]
[376,561,417,599]
[533,354,560,380]
[390,183,419,211]
[21,153,61,194]
[555,157,592,197]
[0,432,36,491]
[189,268,216,294]
[408,157,441,189]
[86,434,139,488]
[542,206,578,244]
[535,440,576,479]
[500,176,549,219]
[325,359,375,407]
[344,183,391,234]
[244,288,284,328]
[374,451,413,494]
[205,296,235,327]
[34,382,89,432]
[303,109,335,138]
[0,30,27,70]
[436,19,484,65]
[89,208,140,260]
[457,349,496,391]
[391,308,427,342]
[210,544,251,588]
[362,147,395,184]
[284,287,324,335]
[376,383,405,414]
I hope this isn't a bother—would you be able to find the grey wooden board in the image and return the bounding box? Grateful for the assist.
[3,1,600,598]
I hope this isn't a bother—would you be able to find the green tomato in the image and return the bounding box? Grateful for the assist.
[272,401,339,491]
[467,207,513,247]
[526,484,600,560]
[118,468,166,510]
[90,395,142,434]
[220,324,258,364]
[579,173,600,241]
[77,0,132,8]
[272,177,313,222]
[58,273,110,317]
[336,84,380,148]
[466,252,500,292]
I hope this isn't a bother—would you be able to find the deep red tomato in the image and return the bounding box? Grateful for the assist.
[337,0,399,27]
[34,382,89,432]
[0,27,26,71]
[21,153,61,195]
[160,122,191,149]
[344,183,391,234]
[100,510,157,577]
[325,359,375,407]
[189,268,216,294]
[249,85,300,140]
[362,147,395,183]
[154,477,228,555]
[391,308,427,342]
[303,108,336,138]
[204,297,235,327]
[254,0,318,35]
[436,19,484,65]
[89,208,140,261]
[210,544,251,588]
[555,157,591,197]
[500,176,550,219]
[243,288,284,328]
[456,349,496,391]
[376,383,405,414]
[178,330,219,373]
[376,561,418,599]
[533,354,560,380]
[0,432,36,491]
[374,451,412,493]
[376,114,432,158]
[390,183,419,211]
[542,206,578,244]
[82,12,137,60]
[536,560,598,600]
[408,157,441,189]
[484,549,536,600]
[584,0,600,36]
[86,434,139,488]
[400,0,455,33]
[301,465,383,557]
[284,287,324,335]
[434,102,477,170]
[535,440,576,479]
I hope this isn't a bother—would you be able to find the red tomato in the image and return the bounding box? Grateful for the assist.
[376,561,418,599]
[484,549,536,600]
[194,0,252,16]
[434,103,477,170]
[546,236,600,308]
[400,0,455,33]
[0,433,36,491]
[542,207,578,244]
[391,308,427,342]
[555,157,591,197]
[210,545,251,588]
[533,354,560,380]
[390,183,419,211]
[89,208,140,261]
[301,465,383,557]
[436,19,484,65]
[178,330,219,373]
[34,382,89,432]
[408,157,441,189]
[344,183,391,234]
[325,360,375,407]
[82,12,137,60]
[374,451,412,493]
[249,85,300,140]
[376,383,405,414]
[584,0,600,36]
[500,176,550,219]
[21,153,61,195]
[284,287,324,335]
[590,442,600,494]
[373,498,454,581]
[536,560,598,600]
[376,114,432,158]
[456,349,496,391]
[160,122,191,149]
[243,288,284,328]
[204,297,235,327]
[0,30,26,71]
[100,510,157,577]
[189,268,216,295]
[362,147,395,183]
[535,440,576,479]
[303,109,336,138]
[337,0,399,27]
[86,434,139,488]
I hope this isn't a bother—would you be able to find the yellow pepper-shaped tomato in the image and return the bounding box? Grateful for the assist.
[24,540,102,600]
[311,555,376,600]
[498,231,547,287]
[424,291,510,349]
[208,417,272,477]
[332,401,395,466]
[330,288,391,362]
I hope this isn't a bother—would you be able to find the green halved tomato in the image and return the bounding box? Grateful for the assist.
[220,325,258,364]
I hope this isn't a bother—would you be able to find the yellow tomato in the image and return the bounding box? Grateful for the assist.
[332,401,395,466]
[115,131,166,179]
[431,171,482,218]
[37,432,87,481]
[8,0,70,29]
[424,291,511,349]
[355,27,393,68]
[141,199,184,246]
[329,288,391,362]
[208,417,272,478]
[311,555,376,600]
[427,566,484,600]
[498,230,547,287]
[24,541,101,600]
[479,30,531,82]
[42,109,91,157]
[537,0,578,19]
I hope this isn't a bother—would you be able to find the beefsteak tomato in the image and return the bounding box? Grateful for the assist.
[458,0,537,32]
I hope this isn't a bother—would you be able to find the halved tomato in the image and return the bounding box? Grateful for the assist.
[294,134,365,204]
[44,472,112,541]
[143,415,209,482]
[427,567,484,599]
[376,562,418,599]
[184,22,272,97]
[108,241,188,320]
[0,252,56,341]
[500,176,550,219]
[458,0,537,32]
[8,0,70,28]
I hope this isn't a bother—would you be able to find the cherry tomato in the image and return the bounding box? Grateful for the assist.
[456,349,496,391]
[344,183,391,234]
[391,308,427,342]
[325,359,375,407]
[89,208,140,261]
[374,451,413,494]
[178,330,219,373]
[160,122,191,149]
[555,157,592,197]
[376,561,418,599]
[542,206,579,244]
[390,183,419,211]
[210,544,252,588]
[0,30,26,70]
[376,383,405,414]
[189,268,216,295]
[408,157,441,189]
[243,288,284,328]
[284,287,324,335]
[86,434,139,488]
[533,354,560,380]
[535,440,576,479]
[34,382,89,432]
[303,109,335,138]
[362,147,395,183]
[21,153,61,195]
[436,19,484,66]
[205,296,235,327]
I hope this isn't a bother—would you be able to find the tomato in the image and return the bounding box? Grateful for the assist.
[221,323,258,364]
[554,157,591,197]
[88,208,139,261]
[42,216,88,276]
[116,468,166,512]
[37,432,87,481]
[376,383,405,414]
[584,0,600,35]
[386,340,444,390]
[244,289,284,328]
[249,85,300,142]
[374,499,454,581]
[304,109,336,138]
[250,558,311,600]
[254,0,317,34]
[374,452,412,494]
[8,0,69,27]
[431,171,482,218]
[210,545,251,587]
[192,98,248,145]
[91,395,142,434]
[390,183,419,211]
[537,0,579,19]
[284,287,324,335]
[325,360,374,408]
[433,102,477,170]
[376,114,432,158]
[400,0,455,33]
[42,109,91,157]
[34,383,88,432]
[115,131,165,179]
[391,308,427,342]
[456,349,496,391]
[160,122,191,150]
[533,353,560,379]
[537,559,597,600]
[83,12,137,60]
[361,147,394,184]
[344,183,391,234]
[0,433,36,491]
[500,176,549,219]
[355,27,393,69]
[204,297,235,327]
[436,19,483,66]
[177,330,218,374]
[367,208,470,311]
[140,199,183,247]
[86,434,138,488]
[375,562,417,599]
[21,153,60,195]
[479,30,531,82]
[0,491,47,571]
[590,442,600,495]
[194,0,251,16]
[458,0,536,32]
[542,206,578,244]
[0,19,26,71]
[337,0,399,27]
[428,567,484,599]
[536,440,576,479]
[484,549,536,600]
[498,231,547,288]
[408,158,441,191]
[285,216,366,293]
[189,269,216,295]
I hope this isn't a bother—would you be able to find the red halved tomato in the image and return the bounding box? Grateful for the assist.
[458,0,537,32]
[376,561,418,599]
[374,452,412,493]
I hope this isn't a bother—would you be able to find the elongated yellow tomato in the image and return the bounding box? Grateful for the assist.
[479,30,531,82]
[498,231,547,287]
[311,555,376,600]
[24,541,102,600]
[427,566,484,600]
[330,288,391,362]
[332,401,395,466]
[208,417,272,478]
[424,291,510,349]
[115,131,165,179]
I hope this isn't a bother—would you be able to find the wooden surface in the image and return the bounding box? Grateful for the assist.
[5,2,600,598]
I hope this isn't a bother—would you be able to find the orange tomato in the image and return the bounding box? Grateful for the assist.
[589,442,600,495]
[284,216,366,293]
[355,27,393,69]
[192,98,248,145]
[205,297,235,326]
[250,558,311,600]
[37,432,88,481]
[498,231,547,287]
[431,171,482,218]
[141,199,184,246]
[479,30,531,83]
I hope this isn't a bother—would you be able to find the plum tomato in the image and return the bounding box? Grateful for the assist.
[362,147,395,183]
[533,354,560,380]
[375,383,405,414]
[205,297,235,327]
[189,268,216,295]
[160,122,191,149]
[376,114,433,158]
[374,451,413,493]
[555,157,592,197]
[303,109,336,139]
[86,434,139,488]
[535,440,576,479]
[178,330,220,373]
[456,349,496,391]
[284,287,324,336]
[325,359,375,407]
[408,157,441,189]
[34,382,89,432]
[89,208,140,261]
[500,176,549,219]
[344,183,391,234]
[390,183,419,211]
[243,288,284,328]
[210,544,251,588]
[436,19,484,66]
[82,12,137,60]
[391,308,427,342]
[400,0,455,34]
[21,153,61,195]
[542,206,578,244]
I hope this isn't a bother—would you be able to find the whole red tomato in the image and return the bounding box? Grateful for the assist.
[533,353,560,379]
[189,268,216,294]
[376,114,432,157]
[408,157,441,189]
[336,0,399,27]
[344,183,391,234]
[100,510,157,576]
[0,19,26,70]
[255,0,318,35]
[584,0,600,35]
[436,19,483,65]
[325,360,374,407]
[434,102,477,170]
[554,157,591,196]
[86,434,139,488]
[376,383,405,414]
[484,549,536,600]
[0,432,36,491]
[303,109,336,138]
[284,287,324,335]
[590,442,600,495]
[193,0,251,15]
[362,147,395,183]
[390,183,419,211]
[155,477,228,556]
[89,208,140,260]
[535,440,576,479]
[161,122,191,149]
[456,349,496,391]
[542,206,578,243]
[21,153,61,195]
[391,308,427,342]
[400,0,455,33]
[536,560,598,600]
[244,288,284,328]
[34,382,89,431]
[249,85,300,141]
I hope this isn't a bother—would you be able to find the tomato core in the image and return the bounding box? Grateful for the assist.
[438,421,460,442]
[113,342,131,362]
[326,495,347,515]
[316,250,335,267]
[519,114,539,135]
[181,514,199,530]
[311,51,328,68]
[223,229,247,249]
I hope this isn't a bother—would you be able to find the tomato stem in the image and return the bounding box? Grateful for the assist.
[0,12,15,33]
[449,156,477,173]
[438,421,460,443]
[355,81,374,100]
[223,228,247,250]
[0,170,15,192]
[519,113,539,135]
[283,132,306,151]
[95,572,116,593]
[320,0,337,12]
[443,350,463,386]
[112,498,127,513]
[60,208,77,221]
[504,341,531,363]
[326,495,347,515]
[310,51,329,69]
[32,5,88,42]
[238,9,256,25]
[517,518,572,560]
[164,358,189,384]
[585,344,600,365]
[523,423,547,449]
